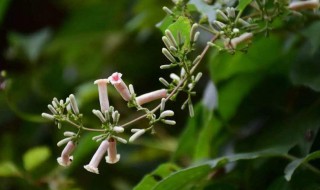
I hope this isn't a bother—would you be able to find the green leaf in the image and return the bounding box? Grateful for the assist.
[153,164,212,190]
[134,163,180,190]
[284,150,320,181]
[155,146,290,190]
[236,0,253,12]
[0,161,22,177]
[172,104,202,161]
[218,74,262,120]
[23,146,51,171]
[167,16,192,49]
[210,36,283,83]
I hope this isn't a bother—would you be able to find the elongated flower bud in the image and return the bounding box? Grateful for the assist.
[57,137,73,147]
[129,129,146,143]
[69,94,79,115]
[193,55,202,65]
[160,98,166,112]
[66,98,71,112]
[163,6,173,15]
[136,89,168,106]
[113,136,127,144]
[108,72,131,101]
[162,36,173,50]
[92,109,106,123]
[129,84,135,95]
[161,119,176,125]
[159,77,170,87]
[84,140,109,174]
[216,10,229,21]
[193,31,200,42]
[165,29,178,47]
[94,79,109,113]
[289,0,319,10]
[170,73,180,81]
[41,113,55,121]
[162,48,176,63]
[57,141,76,167]
[64,131,76,137]
[226,7,235,18]
[190,23,198,42]
[131,128,141,133]
[105,138,120,164]
[160,110,174,118]
[228,32,253,49]
[48,105,57,114]
[113,126,124,133]
[214,21,226,29]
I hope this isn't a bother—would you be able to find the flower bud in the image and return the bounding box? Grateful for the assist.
[129,129,146,143]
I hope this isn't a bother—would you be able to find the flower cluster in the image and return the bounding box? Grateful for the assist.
[42,71,176,174]
[41,0,319,174]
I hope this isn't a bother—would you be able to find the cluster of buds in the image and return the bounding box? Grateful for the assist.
[210,7,253,50]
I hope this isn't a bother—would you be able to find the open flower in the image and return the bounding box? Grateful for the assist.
[57,141,76,167]
[94,79,109,113]
[105,138,120,164]
[136,89,168,106]
[108,72,131,101]
[84,140,109,174]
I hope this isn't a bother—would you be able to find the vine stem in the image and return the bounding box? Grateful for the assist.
[120,34,219,128]
[65,118,106,132]
[283,154,320,176]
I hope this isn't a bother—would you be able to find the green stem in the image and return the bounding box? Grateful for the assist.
[284,154,320,176]
[65,119,106,132]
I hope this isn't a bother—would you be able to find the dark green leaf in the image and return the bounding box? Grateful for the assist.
[152,164,212,190]
[236,0,253,12]
[0,0,10,25]
[134,163,180,190]
[284,150,320,181]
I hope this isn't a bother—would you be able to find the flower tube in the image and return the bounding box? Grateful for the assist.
[94,79,109,113]
[57,141,76,167]
[105,138,120,164]
[84,140,109,174]
[108,72,131,101]
[136,89,168,106]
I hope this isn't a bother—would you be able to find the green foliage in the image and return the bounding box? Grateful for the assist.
[0,161,22,177]
[1,0,320,189]
[134,163,180,190]
[23,146,51,171]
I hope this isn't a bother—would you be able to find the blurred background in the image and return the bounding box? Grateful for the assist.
[0,0,183,189]
[1,0,320,189]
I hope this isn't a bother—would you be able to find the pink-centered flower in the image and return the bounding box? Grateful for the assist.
[94,79,109,113]
[57,141,76,167]
[136,89,168,106]
[84,140,109,174]
[108,72,131,101]
[105,138,120,164]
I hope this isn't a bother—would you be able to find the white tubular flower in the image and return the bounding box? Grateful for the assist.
[57,141,76,167]
[108,72,131,101]
[84,140,109,174]
[289,0,319,10]
[136,89,168,106]
[94,79,110,113]
[105,138,120,164]
[129,129,146,143]
[226,32,253,49]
